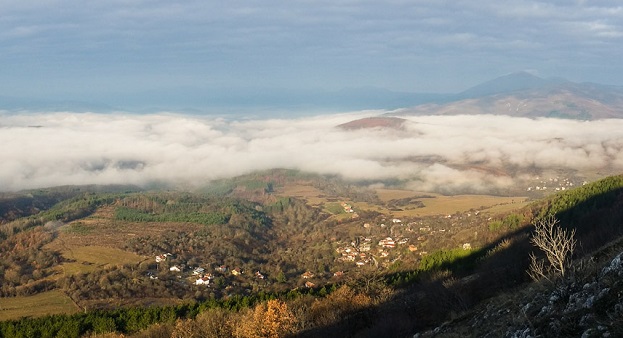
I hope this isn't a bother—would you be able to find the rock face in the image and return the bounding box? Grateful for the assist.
[414,247,623,338]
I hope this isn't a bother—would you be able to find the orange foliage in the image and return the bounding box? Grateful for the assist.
[234,299,297,338]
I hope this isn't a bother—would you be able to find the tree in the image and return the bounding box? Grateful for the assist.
[234,300,296,338]
[528,216,576,281]
[275,271,287,283]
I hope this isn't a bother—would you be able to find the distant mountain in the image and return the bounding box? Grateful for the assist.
[394,72,623,120]
[457,71,568,98]
[3,72,623,117]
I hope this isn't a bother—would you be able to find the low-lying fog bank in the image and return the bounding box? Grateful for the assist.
[1,111,622,193]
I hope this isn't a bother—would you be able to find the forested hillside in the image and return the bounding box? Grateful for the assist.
[1,173,622,337]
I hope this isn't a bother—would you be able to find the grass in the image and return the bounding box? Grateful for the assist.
[324,203,346,215]
[0,290,79,321]
[274,183,328,206]
[375,189,528,217]
[57,245,147,276]
[62,221,93,234]
[277,184,528,217]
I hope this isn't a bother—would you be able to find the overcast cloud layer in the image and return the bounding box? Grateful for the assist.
[1,1,622,105]
[1,112,622,193]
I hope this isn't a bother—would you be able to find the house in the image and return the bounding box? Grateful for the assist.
[216,265,227,273]
[408,245,418,252]
[305,281,315,288]
[378,237,395,248]
[392,218,402,224]
[301,271,315,279]
[356,261,366,267]
[169,265,181,272]
[155,253,172,262]
[231,268,242,276]
[192,267,205,275]
[255,271,265,279]
[397,238,409,245]
[341,254,356,262]
[195,276,210,285]
[333,271,344,278]
[463,243,472,250]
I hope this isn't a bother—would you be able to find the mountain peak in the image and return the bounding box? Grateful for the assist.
[459,71,566,98]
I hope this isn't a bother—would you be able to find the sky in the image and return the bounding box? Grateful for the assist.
[1,1,623,108]
[2,112,623,192]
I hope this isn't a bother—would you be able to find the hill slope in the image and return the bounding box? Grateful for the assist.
[395,73,623,119]
[1,173,623,337]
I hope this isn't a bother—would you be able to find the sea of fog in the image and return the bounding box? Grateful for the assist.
[1,110,622,193]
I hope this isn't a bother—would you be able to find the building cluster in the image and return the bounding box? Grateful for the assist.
[526,176,582,192]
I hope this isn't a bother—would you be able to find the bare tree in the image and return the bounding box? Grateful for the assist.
[528,216,576,281]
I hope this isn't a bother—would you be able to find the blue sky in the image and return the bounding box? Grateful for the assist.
[1,1,623,108]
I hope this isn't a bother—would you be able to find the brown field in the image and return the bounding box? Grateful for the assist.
[276,183,528,217]
[275,183,328,206]
[53,245,148,276]
[0,290,79,321]
[374,189,529,217]
[44,206,207,277]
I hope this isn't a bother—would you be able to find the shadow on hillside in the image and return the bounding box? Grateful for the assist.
[296,187,623,337]
[554,187,623,255]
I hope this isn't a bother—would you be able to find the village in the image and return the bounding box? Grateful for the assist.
[135,199,500,298]
[524,175,586,195]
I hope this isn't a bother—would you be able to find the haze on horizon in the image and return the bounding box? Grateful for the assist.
[1,1,623,110]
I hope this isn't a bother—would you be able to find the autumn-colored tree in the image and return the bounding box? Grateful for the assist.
[308,285,372,327]
[234,299,297,338]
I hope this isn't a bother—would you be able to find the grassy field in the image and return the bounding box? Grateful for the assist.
[43,205,205,277]
[0,290,79,321]
[274,183,330,206]
[374,189,528,216]
[56,245,147,276]
[277,183,528,217]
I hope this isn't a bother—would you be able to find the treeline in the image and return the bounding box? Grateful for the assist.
[115,207,230,225]
[0,185,140,225]
[0,193,119,241]
[115,193,271,230]
[529,174,623,253]
[0,284,365,338]
[533,174,623,220]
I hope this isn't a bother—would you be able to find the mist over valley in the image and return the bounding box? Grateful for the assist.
[2,109,622,195]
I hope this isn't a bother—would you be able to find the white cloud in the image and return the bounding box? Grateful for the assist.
[1,112,623,193]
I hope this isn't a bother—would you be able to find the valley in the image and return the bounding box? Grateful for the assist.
[1,170,623,337]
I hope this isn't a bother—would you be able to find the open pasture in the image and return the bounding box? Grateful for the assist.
[375,189,528,217]
[0,290,79,321]
[274,182,329,206]
[276,183,528,218]
[54,245,147,276]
